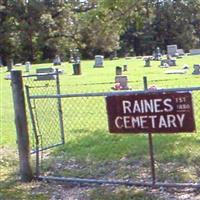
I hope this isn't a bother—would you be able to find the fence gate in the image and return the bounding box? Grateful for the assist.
[24,70,64,154]
[25,72,200,189]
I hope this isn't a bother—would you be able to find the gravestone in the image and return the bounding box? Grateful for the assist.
[94,55,104,67]
[189,49,200,55]
[73,63,81,75]
[6,59,13,72]
[53,55,61,65]
[69,49,80,63]
[69,56,75,63]
[110,51,118,60]
[15,63,22,67]
[153,47,162,60]
[36,67,56,80]
[192,64,200,75]
[115,75,129,90]
[69,49,81,75]
[69,49,75,63]
[0,56,3,66]
[168,59,176,66]
[116,66,122,75]
[160,59,176,67]
[177,49,185,56]
[167,45,178,56]
[160,63,169,68]
[165,69,187,74]
[144,58,151,67]
[25,61,31,72]
[123,64,127,71]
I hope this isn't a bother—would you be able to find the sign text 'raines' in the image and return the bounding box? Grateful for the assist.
[106,92,195,133]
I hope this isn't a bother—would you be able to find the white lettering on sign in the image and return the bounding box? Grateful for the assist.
[164,99,173,112]
[176,114,185,127]
[122,98,173,114]
[159,115,168,128]
[107,92,195,133]
[149,115,157,128]
[115,116,123,129]
[114,114,186,130]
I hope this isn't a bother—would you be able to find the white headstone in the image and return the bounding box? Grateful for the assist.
[25,61,31,72]
[177,49,185,55]
[167,45,178,56]
[15,63,22,67]
[189,49,200,55]
[165,69,187,74]
[53,55,61,65]
[36,67,56,80]
[94,55,104,67]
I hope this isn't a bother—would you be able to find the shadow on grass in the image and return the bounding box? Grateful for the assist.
[40,129,200,183]
[55,129,200,162]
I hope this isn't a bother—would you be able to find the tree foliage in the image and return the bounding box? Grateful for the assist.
[0,0,199,64]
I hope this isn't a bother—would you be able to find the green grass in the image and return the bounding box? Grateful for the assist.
[0,55,200,146]
[0,55,200,199]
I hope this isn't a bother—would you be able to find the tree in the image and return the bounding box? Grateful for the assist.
[1,0,200,61]
[0,0,18,69]
[152,0,199,51]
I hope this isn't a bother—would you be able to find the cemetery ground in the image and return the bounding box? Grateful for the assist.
[0,55,200,199]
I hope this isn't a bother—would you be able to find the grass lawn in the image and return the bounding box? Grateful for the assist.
[0,55,200,199]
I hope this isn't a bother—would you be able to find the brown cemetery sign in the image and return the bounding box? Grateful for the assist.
[106,92,196,133]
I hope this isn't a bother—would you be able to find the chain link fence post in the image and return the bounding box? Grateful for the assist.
[11,70,33,182]
[55,69,65,144]
[143,76,156,186]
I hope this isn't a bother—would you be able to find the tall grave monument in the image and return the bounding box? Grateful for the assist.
[153,47,162,60]
[25,61,31,72]
[53,55,61,65]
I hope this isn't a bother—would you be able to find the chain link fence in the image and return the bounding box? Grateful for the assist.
[58,76,200,94]
[24,71,200,187]
[23,72,62,152]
